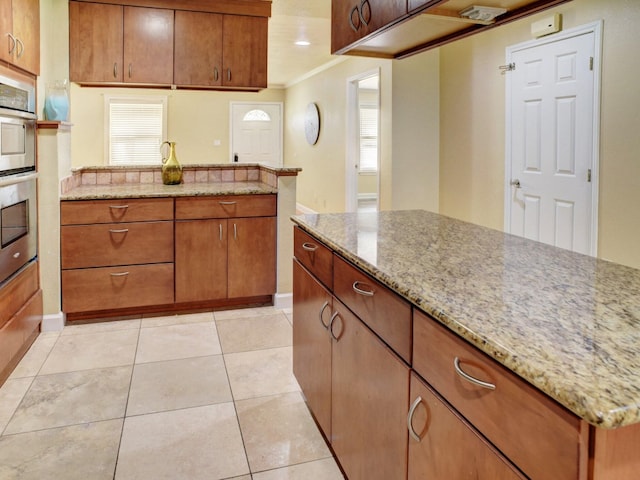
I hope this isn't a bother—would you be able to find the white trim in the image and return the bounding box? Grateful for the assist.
[229,101,284,166]
[296,202,318,215]
[273,292,292,310]
[504,21,602,257]
[346,68,381,213]
[41,312,65,332]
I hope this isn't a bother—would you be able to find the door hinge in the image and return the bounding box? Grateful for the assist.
[587,168,592,182]
[589,57,594,71]
[499,63,516,74]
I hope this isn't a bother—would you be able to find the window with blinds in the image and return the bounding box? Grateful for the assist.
[359,103,378,173]
[106,96,168,165]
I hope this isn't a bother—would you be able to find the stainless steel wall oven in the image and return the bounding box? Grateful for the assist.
[0,67,37,285]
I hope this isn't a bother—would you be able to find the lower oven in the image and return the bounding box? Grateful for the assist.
[0,171,37,285]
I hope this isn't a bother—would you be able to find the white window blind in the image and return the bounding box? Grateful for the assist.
[106,96,167,165]
[359,105,378,172]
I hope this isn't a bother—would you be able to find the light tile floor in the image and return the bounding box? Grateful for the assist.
[0,306,345,480]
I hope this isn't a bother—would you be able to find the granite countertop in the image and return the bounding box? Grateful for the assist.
[292,210,640,429]
[61,181,277,200]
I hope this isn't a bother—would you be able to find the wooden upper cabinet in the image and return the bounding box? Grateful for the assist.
[69,1,124,83]
[331,0,406,54]
[124,6,174,84]
[222,15,268,89]
[0,0,39,75]
[174,10,223,87]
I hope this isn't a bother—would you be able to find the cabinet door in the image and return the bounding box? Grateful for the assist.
[174,11,222,87]
[175,219,228,303]
[0,0,11,65]
[222,15,268,88]
[69,1,123,83]
[11,0,39,75]
[123,6,174,84]
[408,373,526,480]
[292,260,333,438]
[227,216,276,298]
[331,298,409,480]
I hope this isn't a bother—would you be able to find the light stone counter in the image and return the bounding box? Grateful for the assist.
[292,210,640,429]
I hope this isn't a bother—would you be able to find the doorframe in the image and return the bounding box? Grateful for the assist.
[229,101,284,165]
[346,68,381,213]
[503,21,602,256]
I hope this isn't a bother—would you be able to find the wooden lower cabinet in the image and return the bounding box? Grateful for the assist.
[408,373,525,479]
[331,298,409,480]
[292,260,333,438]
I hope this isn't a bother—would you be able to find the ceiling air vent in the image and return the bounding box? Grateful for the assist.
[459,5,507,22]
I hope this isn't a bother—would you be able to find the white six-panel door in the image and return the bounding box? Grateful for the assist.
[506,25,600,255]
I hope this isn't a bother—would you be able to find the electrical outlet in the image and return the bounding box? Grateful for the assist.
[213,139,221,146]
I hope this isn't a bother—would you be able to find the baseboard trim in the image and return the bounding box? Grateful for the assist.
[41,312,65,332]
[274,292,292,310]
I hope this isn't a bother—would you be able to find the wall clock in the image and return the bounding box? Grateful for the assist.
[304,102,320,145]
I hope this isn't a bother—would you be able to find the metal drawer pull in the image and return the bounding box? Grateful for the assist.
[214,66,219,82]
[113,62,118,78]
[109,228,129,233]
[407,396,424,442]
[454,357,496,390]
[219,201,237,205]
[219,223,223,241]
[7,33,16,54]
[352,281,374,297]
[359,0,371,26]
[109,205,129,209]
[319,301,330,329]
[233,223,237,240]
[328,311,340,341]
[16,38,24,58]
[302,242,318,252]
[349,6,360,31]
[110,272,130,277]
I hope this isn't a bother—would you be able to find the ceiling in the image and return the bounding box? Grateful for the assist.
[267,0,342,88]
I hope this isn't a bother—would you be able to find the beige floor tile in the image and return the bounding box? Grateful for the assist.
[252,459,345,479]
[141,311,215,328]
[115,403,250,480]
[236,392,332,473]
[0,378,33,434]
[0,419,122,480]
[136,322,222,364]
[61,318,141,336]
[127,355,232,416]
[9,334,59,379]
[216,313,292,353]
[225,347,300,400]
[214,306,279,320]
[4,366,131,435]
[40,329,138,375]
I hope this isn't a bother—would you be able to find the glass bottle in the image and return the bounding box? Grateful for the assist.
[44,79,69,121]
[161,141,183,185]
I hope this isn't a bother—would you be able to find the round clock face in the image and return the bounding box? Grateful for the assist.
[304,102,320,145]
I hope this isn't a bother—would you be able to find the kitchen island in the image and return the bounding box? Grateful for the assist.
[292,209,640,480]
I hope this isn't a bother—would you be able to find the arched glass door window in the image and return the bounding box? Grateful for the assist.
[243,109,271,122]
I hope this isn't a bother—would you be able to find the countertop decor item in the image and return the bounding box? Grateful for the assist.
[44,79,69,121]
[161,141,183,185]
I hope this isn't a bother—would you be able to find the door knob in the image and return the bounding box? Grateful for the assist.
[510,179,521,188]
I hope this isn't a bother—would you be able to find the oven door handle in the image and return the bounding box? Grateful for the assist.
[0,171,39,187]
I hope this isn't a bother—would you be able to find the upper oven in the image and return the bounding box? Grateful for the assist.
[0,68,36,177]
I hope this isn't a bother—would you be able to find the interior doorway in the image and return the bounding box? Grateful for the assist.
[230,102,283,166]
[504,22,601,256]
[346,69,380,213]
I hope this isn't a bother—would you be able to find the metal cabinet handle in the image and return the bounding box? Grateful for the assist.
[7,33,16,54]
[233,223,237,240]
[214,67,219,82]
[328,311,340,341]
[407,396,424,442]
[109,204,129,209]
[219,201,237,205]
[454,357,496,390]
[349,6,360,32]
[302,242,318,252]
[319,301,330,329]
[352,281,374,297]
[108,228,129,234]
[128,63,132,78]
[110,271,130,277]
[113,62,118,78]
[219,223,223,241]
[227,68,231,82]
[16,37,24,58]
[359,0,371,26]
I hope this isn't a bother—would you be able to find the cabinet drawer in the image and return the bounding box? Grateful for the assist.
[413,310,586,480]
[61,221,174,269]
[333,254,412,363]
[62,263,174,313]
[61,198,174,225]
[293,227,333,290]
[175,194,276,220]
